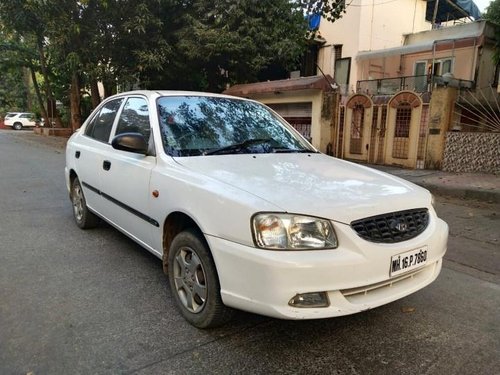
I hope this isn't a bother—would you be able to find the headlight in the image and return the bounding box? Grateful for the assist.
[252,213,338,250]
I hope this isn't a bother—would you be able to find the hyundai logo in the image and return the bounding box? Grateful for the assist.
[390,220,408,233]
[395,222,408,232]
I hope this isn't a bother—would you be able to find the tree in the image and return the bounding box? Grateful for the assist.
[0,0,64,127]
[0,30,30,114]
[484,0,500,64]
[0,0,346,130]
[160,0,307,92]
[299,0,346,22]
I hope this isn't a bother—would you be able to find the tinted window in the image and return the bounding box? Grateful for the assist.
[85,99,123,142]
[115,97,150,140]
[157,96,312,156]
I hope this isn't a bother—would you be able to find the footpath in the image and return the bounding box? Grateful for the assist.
[365,164,500,204]
[3,129,499,203]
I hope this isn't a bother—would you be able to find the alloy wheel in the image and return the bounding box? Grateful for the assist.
[173,247,207,313]
[72,182,84,223]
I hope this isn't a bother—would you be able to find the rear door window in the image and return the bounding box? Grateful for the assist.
[85,99,124,143]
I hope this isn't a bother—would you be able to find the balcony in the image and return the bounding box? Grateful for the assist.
[356,75,475,96]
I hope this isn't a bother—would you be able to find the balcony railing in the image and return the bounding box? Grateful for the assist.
[356,75,475,96]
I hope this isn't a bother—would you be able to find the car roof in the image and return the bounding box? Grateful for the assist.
[104,90,249,102]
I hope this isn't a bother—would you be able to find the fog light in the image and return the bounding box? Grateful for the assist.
[288,292,330,308]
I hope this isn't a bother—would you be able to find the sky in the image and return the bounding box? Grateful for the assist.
[475,0,492,13]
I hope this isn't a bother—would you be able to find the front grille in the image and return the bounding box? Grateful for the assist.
[351,208,429,243]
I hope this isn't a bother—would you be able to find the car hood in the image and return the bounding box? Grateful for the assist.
[174,153,430,224]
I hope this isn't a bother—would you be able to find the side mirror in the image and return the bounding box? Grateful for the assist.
[111,132,148,154]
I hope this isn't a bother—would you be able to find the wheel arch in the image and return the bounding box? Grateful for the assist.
[69,169,78,183]
[162,211,206,275]
[68,169,78,197]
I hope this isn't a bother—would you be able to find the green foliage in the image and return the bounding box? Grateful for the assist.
[0,0,346,125]
[484,0,500,65]
[0,28,35,115]
[170,0,307,91]
[299,0,346,22]
[484,0,500,22]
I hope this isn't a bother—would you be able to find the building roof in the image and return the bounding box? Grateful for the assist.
[223,75,334,97]
[356,20,487,61]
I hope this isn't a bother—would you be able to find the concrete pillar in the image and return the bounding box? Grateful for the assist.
[425,86,458,170]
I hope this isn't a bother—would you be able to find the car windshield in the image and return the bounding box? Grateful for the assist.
[157,96,314,157]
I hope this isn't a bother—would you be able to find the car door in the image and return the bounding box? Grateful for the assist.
[98,96,157,250]
[74,98,124,214]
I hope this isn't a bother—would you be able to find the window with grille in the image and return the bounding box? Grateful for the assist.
[334,45,342,61]
[377,106,387,163]
[393,103,411,159]
[350,105,364,154]
[285,117,311,139]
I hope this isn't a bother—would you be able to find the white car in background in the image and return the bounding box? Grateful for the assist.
[4,112,37,130]
[65,91,449,328]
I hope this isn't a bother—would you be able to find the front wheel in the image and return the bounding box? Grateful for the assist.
[13,122,23,130]
[71,177,99,229]
[168,229,233,328]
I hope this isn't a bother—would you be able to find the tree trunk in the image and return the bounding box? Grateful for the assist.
[90,78,101,108]
[36,37,64,128]
[103,72,116,98]
[29,66,49,126]
[70,71,82,132]
[23,68,32,111]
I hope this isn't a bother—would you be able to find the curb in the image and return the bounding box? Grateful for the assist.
[413,181,500,203]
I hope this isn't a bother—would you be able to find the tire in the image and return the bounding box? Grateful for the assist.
[13,122,23,130]
[168,229,234,328]
[71,177,99,229]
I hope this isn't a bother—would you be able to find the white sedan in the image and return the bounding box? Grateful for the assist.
[65,91,448,328]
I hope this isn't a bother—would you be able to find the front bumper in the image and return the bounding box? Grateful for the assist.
[207,216,448,320]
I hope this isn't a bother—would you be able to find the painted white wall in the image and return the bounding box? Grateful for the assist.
[318,0,431,92]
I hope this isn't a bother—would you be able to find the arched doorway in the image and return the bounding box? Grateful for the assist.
[344,94,372,161]
[385,91,423,168]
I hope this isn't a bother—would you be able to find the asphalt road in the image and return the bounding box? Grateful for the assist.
[1,130,499,375]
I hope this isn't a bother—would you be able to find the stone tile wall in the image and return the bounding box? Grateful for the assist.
[442,132,500,174]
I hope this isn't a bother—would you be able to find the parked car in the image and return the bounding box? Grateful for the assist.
[65,91,449,328]
[4,112,37,130]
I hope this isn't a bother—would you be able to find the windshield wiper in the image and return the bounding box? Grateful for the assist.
[204,138,273,155]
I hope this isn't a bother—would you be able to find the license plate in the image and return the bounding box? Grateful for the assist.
[390,246,428,277]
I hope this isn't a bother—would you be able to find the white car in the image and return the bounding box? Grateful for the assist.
[4,112,37,130]
[65,91,448,328]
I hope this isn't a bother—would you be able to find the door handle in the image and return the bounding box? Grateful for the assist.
[103,160,111,171]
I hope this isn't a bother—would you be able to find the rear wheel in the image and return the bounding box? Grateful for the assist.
[13,122,22,130]
[168,229,233,328]
[71,177,99,229]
